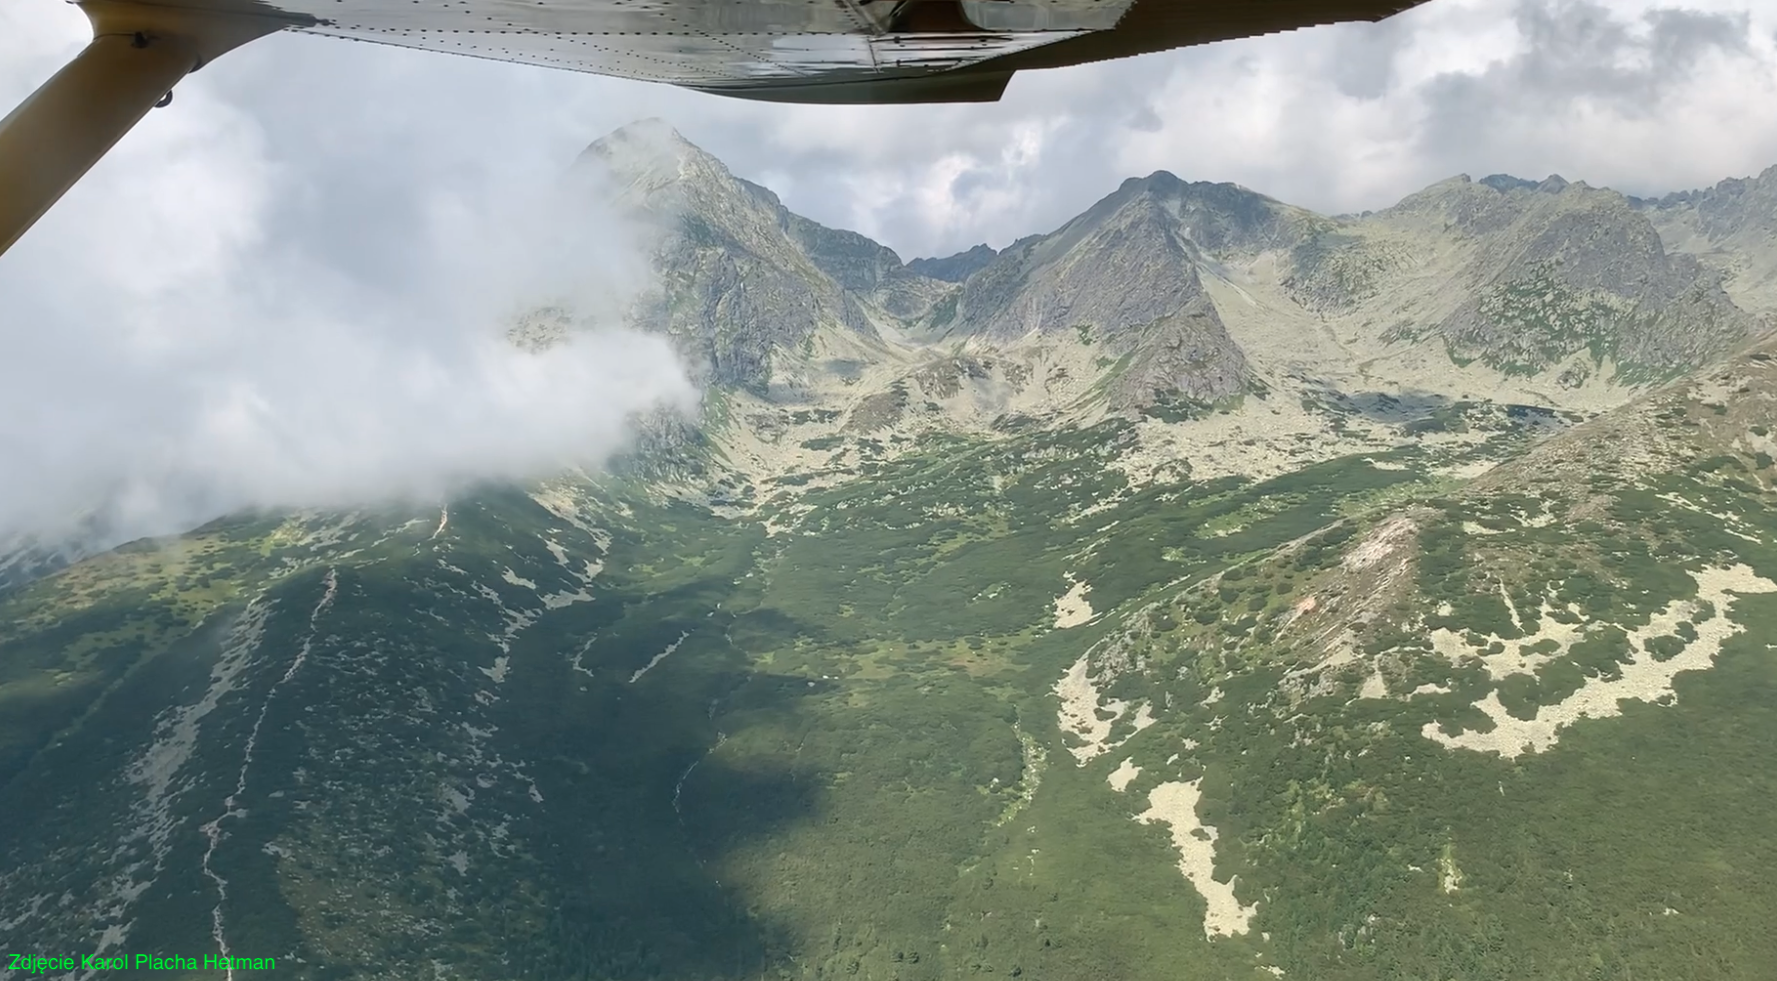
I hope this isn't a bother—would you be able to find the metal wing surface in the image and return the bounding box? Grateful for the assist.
[0,0,1433,256]
[108,0,1429,103]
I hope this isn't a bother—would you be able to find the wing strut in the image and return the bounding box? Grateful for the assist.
[0,1,294,258]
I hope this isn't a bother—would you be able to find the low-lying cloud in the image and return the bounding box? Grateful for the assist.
[0,14,695,547]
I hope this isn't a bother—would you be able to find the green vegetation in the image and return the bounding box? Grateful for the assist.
[4,352,1777,981]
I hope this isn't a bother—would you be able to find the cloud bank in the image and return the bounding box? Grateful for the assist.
[0,11,695,544]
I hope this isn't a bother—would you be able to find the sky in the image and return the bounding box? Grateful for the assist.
[2,0,1775,544]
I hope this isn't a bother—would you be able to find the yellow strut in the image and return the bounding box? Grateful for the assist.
[0,1,293,258]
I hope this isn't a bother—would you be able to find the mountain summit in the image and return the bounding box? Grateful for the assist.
[572,128,1770,435]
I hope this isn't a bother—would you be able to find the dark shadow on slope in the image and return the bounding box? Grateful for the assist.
[501,613,833,981]
[1306,386,1460,423]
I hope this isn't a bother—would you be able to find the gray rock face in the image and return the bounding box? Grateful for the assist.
[1633,165,1777,316]
[923,172,1304,405]
[1410,180,1759,380]
[579,121,871,393]
[1384,175,1529,237]
[1634,165,1777,242]
[950,193,1202,342]
[731,177,905,293]
[947,172,1309,342]
[574,121,1767,414]
[1282,230,1410,314]
[1102,294,1251,412]
[907,244,998,282]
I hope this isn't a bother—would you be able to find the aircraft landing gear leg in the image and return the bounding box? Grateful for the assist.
[0,1,292,258]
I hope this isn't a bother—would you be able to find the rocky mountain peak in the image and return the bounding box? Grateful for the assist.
[1630,166,1777,315]
[907,243,999,282]
[576,125,877,393]
[563,121,1771,419]
[581,118,701,171]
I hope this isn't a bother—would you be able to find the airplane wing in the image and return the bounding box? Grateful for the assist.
[0,0,1432,256]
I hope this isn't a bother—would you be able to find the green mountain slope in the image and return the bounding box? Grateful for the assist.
[5,132,1777,981]
[12,336,1777,979]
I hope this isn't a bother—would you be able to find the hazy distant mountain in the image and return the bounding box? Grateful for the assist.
[1632,164,1777,316]
[4,126,1777,981]
[595,128,1767,421]
[907,244,998,282]
[0,537,73,597]
[1370,175,1759,383]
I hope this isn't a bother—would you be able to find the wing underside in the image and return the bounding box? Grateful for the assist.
[64,0,1430,102]
[0,0,1432,256]
[164,0,1138,97]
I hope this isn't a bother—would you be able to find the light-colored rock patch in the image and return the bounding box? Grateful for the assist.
[1343,516,1417,571]
[1054,654,1152,765]
[473,582,539,655]
[1427,597,1591,681]
[1423,564,1777,758]
[630,631,691,683]
[1136,779,1256,938]
[541,588,593,610]
[544,538,605,583]
[1436,460,1499,479]
[1129,701,1157,735]
[1053,576,1094,628]
[1439,843,1464,894]
[1108,757,1141,792]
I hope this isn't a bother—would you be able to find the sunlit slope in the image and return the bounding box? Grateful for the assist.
[4,126,1777,979]
[10,335,1777,979]
[0,393,1576,980]
[1054,337,1777,980]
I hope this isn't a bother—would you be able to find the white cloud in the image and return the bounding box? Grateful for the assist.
[684,0,1777,248]
[0,7,695,543]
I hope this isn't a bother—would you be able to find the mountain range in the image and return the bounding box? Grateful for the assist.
[1,122,1775,981]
